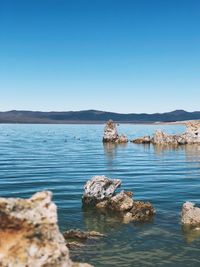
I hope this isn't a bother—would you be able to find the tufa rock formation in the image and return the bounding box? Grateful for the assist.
[63,229,105,249]
[82,176,155,223]
[181,201,200,226]
[132,120,200,145]
[82,175,121,206]
[103,120,128,143]
[0,191,93,267]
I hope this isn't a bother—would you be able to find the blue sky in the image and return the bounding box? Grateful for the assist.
[0,0,200,113]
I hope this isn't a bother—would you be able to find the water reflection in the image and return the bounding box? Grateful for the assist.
[103,143,118,161]
[82,207,123,233]
[182,225,200,243]
[152,144,184,154]
[151,143,200,160]
[103,143,128,168]
[184,145,200,162]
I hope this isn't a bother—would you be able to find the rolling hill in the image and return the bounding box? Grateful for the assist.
[0,109,200,123]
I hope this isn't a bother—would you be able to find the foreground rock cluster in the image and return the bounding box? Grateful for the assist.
[0,191,93,267]
[132,121,200,145]
[82,176,155,223]
[102,120,128,143]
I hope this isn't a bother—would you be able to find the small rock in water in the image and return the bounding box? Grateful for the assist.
[131,136,152,144]
[63,229,105,249]
[82,176,155,223]
[82,175,121,205]
[63,229,105,240]
[181,201,200,225]
[103,120,128,143]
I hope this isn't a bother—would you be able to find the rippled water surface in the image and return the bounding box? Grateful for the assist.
[1,123,200,267]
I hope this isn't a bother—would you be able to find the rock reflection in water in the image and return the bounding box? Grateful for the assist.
[151,143,200,159]
[103,142,128,168]
[182,224,200,243]
[152,144,184,154]
[184,145,200,162]
[82,206,124,234]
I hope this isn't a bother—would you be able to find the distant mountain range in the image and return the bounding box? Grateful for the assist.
[0,109,200,124]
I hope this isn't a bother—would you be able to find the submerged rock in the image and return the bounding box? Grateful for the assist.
[103,120,128,143]
[64,229,105,250]
[82,176,155,223]
[181,202,200,225]
[0,191,93,267]
[63,229,105,240]
[82,175,121,205]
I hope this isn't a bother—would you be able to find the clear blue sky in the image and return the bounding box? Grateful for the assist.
[0,0,200,113]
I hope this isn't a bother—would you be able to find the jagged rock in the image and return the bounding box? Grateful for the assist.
[132,121,200,145]
[63,229,105,240]
[64,229,105,250]
[82,175,121,205]
[66,241,85,249]
[102,120,128,143]
[0,191,93,267]
[96,200,109,209]
[103,120,118,142]
[186,121,200,136]
[110,191,134,212]
[83,177,155,223]
[131,136,152,144]
[181,202,200,225]
[123,201,155,223]
[117,134,128,143]
[153,130,178,145]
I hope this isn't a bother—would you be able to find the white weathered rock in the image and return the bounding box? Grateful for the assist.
[0,191,93,267]
[82,175,121,205]
[153,130,179,144]
[117,134,128,143]
[103,120,128,143]
[181,201,200,225]
[103,120,118,142]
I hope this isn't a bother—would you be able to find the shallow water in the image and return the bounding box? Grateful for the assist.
[0,123,200,267]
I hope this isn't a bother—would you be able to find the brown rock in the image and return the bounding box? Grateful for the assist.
[63,229,105,240]
[131,136,152,144]
[0,191,93,267]
[128,201,155,222]
[96,200,109,209]
[110,191,134,212]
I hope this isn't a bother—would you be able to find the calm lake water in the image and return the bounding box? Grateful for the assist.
[1,123,200,267]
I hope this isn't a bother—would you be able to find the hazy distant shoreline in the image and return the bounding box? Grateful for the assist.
[0,109,199,124]
[0,120,186,125]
